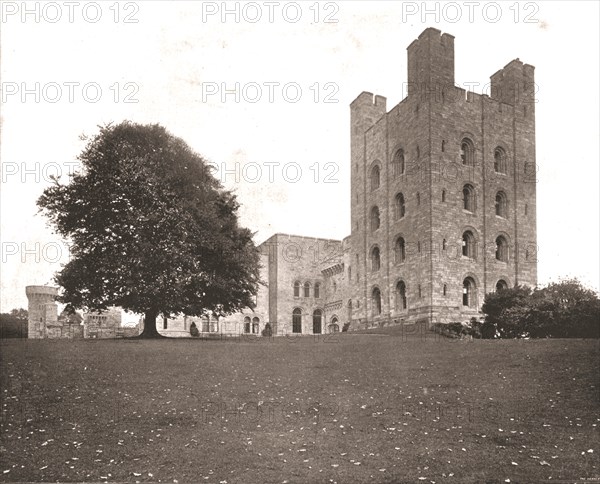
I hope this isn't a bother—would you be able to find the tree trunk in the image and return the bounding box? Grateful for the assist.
[138,310,165,338]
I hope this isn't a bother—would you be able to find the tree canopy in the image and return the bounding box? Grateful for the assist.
[38,121,261,337]
[481,279,599,338]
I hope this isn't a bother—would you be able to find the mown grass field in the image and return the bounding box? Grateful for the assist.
[1,332,598,483]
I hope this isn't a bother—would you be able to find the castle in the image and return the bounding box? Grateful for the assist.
[26,285,140,339]
[28,28,537,338]
[161,27,537,337]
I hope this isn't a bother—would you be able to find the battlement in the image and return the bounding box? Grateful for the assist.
[262,233,343,246]
[350,91,387,110]
[26,285,58,298]
[407,27,455,50]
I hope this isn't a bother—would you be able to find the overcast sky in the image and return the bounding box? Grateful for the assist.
[1,1,599,313]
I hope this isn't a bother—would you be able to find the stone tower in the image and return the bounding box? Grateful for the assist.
[25,285,59,338]
[349,27,537,327]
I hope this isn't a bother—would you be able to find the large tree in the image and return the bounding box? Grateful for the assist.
[38,121,261,337]
[481,279,600,338]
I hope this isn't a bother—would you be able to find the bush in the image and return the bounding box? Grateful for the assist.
[261,322,273,337]
[481,279,600,338]
[189,322,199,337]
[467,317,483,339]
[342,322,350,332]
[480,321,496,339]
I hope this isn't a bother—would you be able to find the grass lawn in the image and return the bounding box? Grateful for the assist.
[1,331,598,483]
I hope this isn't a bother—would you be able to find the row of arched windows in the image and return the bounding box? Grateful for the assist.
[243,316,260,334]
[368,232,511,270]
[463,185,509,217]
[370,140,508,190]
[369,277,509,315]
[293,281,321,298]
[369,188,509,231]
[462,231,510,262]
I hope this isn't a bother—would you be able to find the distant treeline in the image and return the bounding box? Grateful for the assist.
[0,314,28,338]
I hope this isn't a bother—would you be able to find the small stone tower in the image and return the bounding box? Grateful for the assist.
[25,285,59,338]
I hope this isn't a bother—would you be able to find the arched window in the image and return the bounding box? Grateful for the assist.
[244,316,251,334]
[495,235,509,262]
[495,191,508,218]
[416,192,421,206]
[252,317,259,334]
[418,284,422,299]
[392,149,405,176]
[395,237,406,263]
[494,147,507,174]
[496,279,508,291]
[463,184,475,212]
[312,309,322,334]
[462,230,476,259]
[396,281,407,310]
[463,277,476,307]
[443,284,447,296]
[417,241,421,253]
[416,145,420,159]
[442,189,446,202]
[293,281,300,297]
[348,267,352,281]
[370,206,380,232]
[329,317,339,333]
[442,140,446,152]
[371,246,381,272]
[460,138,475,166]
[202,316,210,333]
[394,193,406,220]
[303,282,311,298]
[292,308,302,333]
[370,164,381,191]
[372,287,382,316]
[442,238,447,251]
[314,282,321,299]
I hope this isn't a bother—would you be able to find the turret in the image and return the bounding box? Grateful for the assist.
[490,59,536,106]
[25,285,58,338]
[407,27,455,98]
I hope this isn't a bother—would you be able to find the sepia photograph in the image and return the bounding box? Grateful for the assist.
[1,1,599,483]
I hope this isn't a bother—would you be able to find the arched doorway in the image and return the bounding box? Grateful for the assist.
[292,308,302,333]
[328,317,339,333]
[312,309,322,334]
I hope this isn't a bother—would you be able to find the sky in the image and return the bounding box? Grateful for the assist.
[1,1,599,313]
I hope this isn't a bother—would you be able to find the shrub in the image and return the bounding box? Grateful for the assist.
[342,322,350,332]
[189,322,200,337]
[480,321,496,339]
[261,322,273,337]
[526,280,600,338]
[481,279,600,338]
[467,317,483,339]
